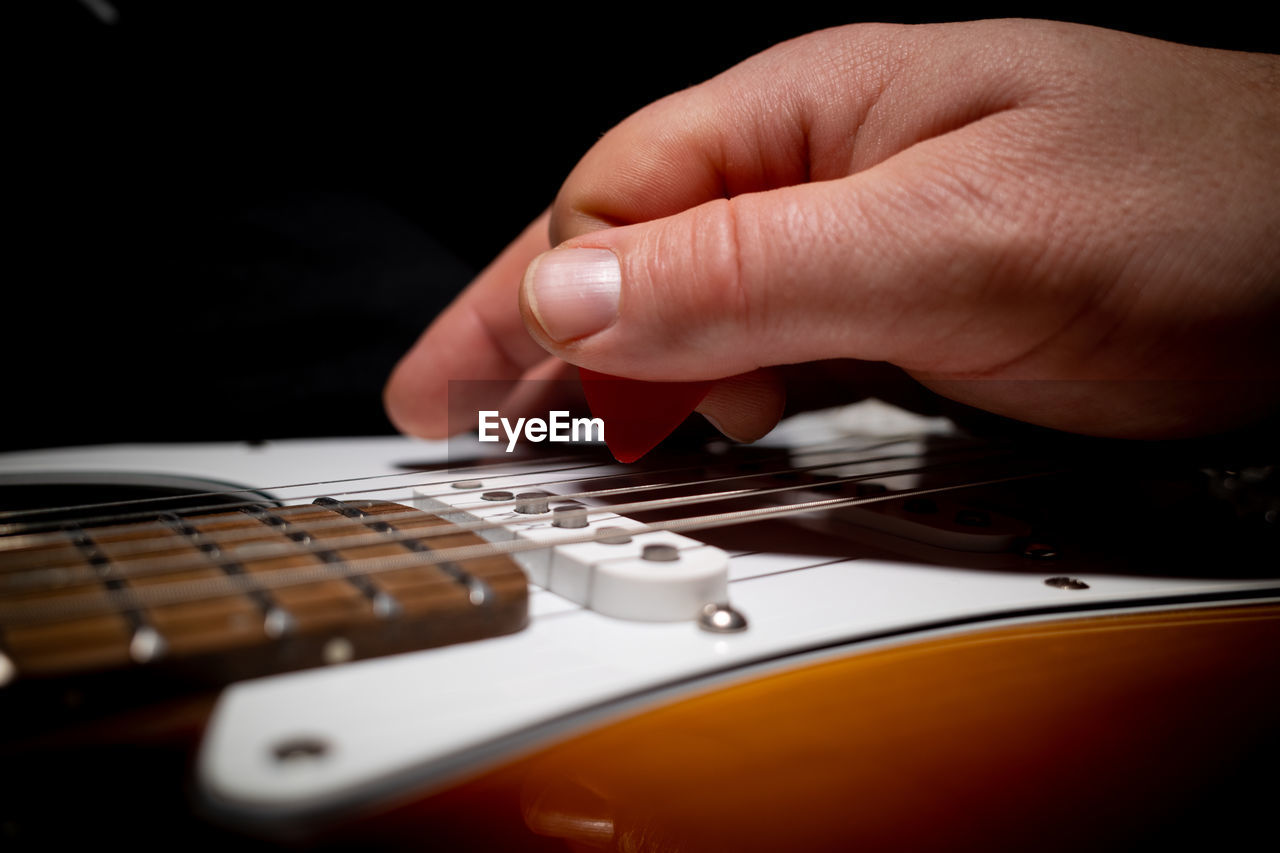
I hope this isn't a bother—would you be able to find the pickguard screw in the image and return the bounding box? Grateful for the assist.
[697,603,749,633]
[272,737,331,763]
[1044,576,1089,590]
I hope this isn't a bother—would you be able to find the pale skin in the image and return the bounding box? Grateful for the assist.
[385,19,1280,444]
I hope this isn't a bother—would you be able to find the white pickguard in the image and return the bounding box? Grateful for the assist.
[1,404,1275,829]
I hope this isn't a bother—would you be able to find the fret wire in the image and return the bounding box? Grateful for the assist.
[0,446,1005,587]
[0,462,1048,622]
[0,434,942,536]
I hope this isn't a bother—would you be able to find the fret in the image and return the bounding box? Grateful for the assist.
[241,503,393,628]
[313,497,493,607]
[4,526,141,674]
[0,501,528,688]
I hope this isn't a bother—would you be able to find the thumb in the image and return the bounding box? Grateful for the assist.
[518,155,1021,382]
[517,168,972,444]
[516,20,1066,383]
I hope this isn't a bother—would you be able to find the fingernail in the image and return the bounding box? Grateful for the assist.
[524,248,621,343]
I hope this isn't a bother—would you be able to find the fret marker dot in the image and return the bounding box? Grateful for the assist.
[129,627,167,663]
[372,592,402,619]
[323,637,355,664]
[264,607,296,638]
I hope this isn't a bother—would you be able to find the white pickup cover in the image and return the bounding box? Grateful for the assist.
[415,481,730,622]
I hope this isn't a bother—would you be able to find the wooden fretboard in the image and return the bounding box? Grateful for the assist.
[0,499,528,688]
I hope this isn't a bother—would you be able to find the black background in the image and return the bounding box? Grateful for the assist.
[9,2,1276,449]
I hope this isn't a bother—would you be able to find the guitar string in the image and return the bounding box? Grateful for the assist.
[0,448,911,572]
[0,459,607,536]
[0,434,936,536]
[0,458,1048,624]
[0,435,961,549]
[0,449,599,521]
[0,436,922,549]
[0,451,1002,592]
[0,432,935,521]
[0,468,1057,625]
[0,442,994,571]
[0,445,1009,585]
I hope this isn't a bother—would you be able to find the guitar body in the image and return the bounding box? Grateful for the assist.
[349,605,1280,852]
[1,413,1277,850]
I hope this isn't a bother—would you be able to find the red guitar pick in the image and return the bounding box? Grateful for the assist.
[579,368,713,463]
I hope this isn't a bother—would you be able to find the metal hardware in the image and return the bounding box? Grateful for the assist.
[515,491,552,514]
[1044,576,1089,590]
[595,526,632,545]
[272,737,331,763]
[697,602,748,633]
[642,544,679,562]
[552,505,589,529]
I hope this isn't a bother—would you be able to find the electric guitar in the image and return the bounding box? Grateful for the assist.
[2,402,1277,851]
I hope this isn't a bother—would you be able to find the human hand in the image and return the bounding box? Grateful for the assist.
[385,19,1280,443]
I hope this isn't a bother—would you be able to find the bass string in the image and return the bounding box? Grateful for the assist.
[0,462,1054,625]
[0,433,960,548]
[0,445,1011,584]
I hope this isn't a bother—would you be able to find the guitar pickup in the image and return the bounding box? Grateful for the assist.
[414,483,730,622]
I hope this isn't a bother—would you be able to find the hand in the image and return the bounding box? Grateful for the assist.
[386,19,1280,443]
